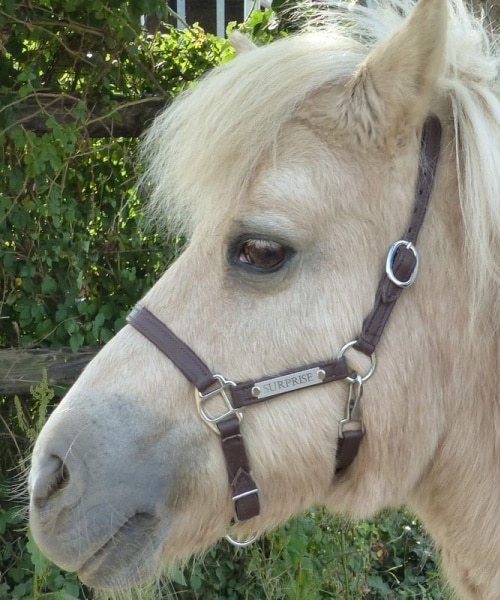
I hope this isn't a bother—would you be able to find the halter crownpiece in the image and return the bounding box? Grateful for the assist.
[127,115,442,532]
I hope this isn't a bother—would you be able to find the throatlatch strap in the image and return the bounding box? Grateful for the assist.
[354,115,442,356]
[335,429,364,474]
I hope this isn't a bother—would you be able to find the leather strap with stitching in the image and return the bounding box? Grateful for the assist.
[217,417,260,521]
[354,115,442,356]
[127,304,352,405]
[127,304,217,393]
[127,304,353,517]
[335,429,364,473]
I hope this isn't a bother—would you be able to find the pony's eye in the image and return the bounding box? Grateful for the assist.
[238,239,288,270]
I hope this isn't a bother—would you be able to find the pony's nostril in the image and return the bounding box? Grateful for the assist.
[49,460,70,496]
[31,454,71,508]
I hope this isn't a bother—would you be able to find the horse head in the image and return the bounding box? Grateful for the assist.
[29,1,500,597]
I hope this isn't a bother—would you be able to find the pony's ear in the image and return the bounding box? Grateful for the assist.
[345,0,447,146]
[229,31,258,54]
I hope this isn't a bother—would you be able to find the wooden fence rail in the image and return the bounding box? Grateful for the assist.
[0,347,100,396]
[6,94,167,138]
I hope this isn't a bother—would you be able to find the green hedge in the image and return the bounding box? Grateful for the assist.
[0,0,236,350]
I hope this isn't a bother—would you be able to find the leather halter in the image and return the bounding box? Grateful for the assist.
[127,115,442,525]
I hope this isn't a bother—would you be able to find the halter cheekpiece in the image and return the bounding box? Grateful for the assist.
[127,116,442,538]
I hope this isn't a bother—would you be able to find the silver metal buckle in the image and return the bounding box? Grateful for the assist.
[196,374,241,434]
[385,240,419,288]
[231,488,260,523]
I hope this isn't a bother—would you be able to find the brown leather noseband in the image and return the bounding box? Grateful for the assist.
[127,116,442,525]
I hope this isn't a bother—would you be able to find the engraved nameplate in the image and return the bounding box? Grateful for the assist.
[251,368,325,400]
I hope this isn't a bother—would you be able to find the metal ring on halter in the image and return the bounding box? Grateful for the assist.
[385,240,419,288]
[337,340,377,383]
[225,532,259,547]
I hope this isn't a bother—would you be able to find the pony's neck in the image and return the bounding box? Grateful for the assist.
[409,363,500,600]
[408,114,500,600]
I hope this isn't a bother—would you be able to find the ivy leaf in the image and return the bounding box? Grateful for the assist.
[69,332,84,353]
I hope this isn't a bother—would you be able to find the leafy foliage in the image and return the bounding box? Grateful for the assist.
[0,0,233,350]
[164,510,448,600]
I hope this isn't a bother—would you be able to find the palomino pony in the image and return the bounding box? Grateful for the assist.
[29,0,500,597]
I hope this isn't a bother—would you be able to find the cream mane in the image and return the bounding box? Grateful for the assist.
[141,0,500,319]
